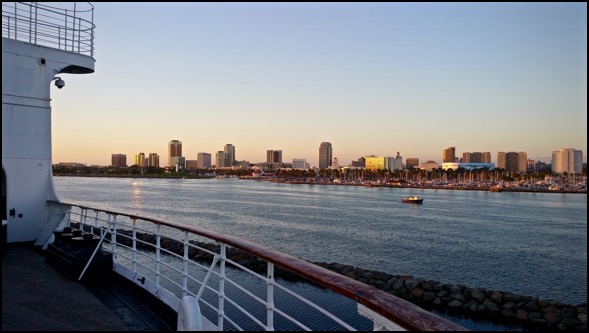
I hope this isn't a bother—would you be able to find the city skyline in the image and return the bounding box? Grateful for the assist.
[103,142,583,169]
[49,3,587,167]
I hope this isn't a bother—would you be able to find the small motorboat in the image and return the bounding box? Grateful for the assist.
[402,195,423,204]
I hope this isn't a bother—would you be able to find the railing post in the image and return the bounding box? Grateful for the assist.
[156,224,161,288]
[132,218,137,274]
[267,262,275,330]
[218,243,226,329]
[182,231,189,297]
[80,208,87,229]
[109,214,117,256]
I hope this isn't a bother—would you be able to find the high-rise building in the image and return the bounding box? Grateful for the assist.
[443,147,455,163]
[224,144,235,167]
[215,151,226,168]
[482,152,491,163]
[197,152,211,169]
[134,152,146,167]
[393,152,403,171]
[319,142,332,169]
[462,152,491,163]
[351,157,365,168]
[111,154,127,167]
[365,156,386,170]
[148,153,159,168]
[505,152,519,172]
[517,152,527,173]
[266,150,283,164]
[168,140,182,167]
[292,159,308,170]
[552,148,583,174]
[497,152,506,169]
[406,158,419,170]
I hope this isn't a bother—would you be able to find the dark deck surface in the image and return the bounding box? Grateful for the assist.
[2,244,173,331]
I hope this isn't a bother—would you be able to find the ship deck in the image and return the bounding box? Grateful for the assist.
[2,244,173,331]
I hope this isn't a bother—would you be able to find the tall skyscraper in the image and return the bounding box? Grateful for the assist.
[134,152,146,167]
[266,150,283,164]
[111,154,127,167]
[406,158,419,169]
[215,151,226,168]
[517,152,528,173]
[148,153,159,167]
[505,152,519,172]
[224,144,235,167]
[319,142,332,169]
[393,152,403,171]
[197,152,211,169]
[552,148,583,174]
[443,147,456,163]
[168,140,182,167]
[497,152,506,169]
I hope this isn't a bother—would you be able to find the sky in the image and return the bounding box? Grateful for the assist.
[49,2,587,168]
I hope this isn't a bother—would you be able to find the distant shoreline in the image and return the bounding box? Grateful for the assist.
[53,174,587,194]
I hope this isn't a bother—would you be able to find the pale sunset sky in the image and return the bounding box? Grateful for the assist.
[50,2,587,168]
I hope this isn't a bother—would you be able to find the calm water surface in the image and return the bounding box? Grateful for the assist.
[53,177,587,308]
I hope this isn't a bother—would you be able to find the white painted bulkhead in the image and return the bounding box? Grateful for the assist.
[2,37,95,242]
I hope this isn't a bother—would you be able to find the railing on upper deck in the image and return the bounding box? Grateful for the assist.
[2,2,95,57]
[45,200,467,331]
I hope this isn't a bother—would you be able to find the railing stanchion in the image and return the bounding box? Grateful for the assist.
[218,243,227,330]
[182,231,189,297]
[132,218,137,274]
[156,224,161,288]
[267,262,275,330]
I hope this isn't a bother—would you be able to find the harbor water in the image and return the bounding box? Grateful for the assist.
[53,176,587,330]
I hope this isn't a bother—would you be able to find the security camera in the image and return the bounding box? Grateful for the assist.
[54,77,65,89]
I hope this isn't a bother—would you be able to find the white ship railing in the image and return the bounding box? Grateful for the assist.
[46,200,467,331]
[2,2,94,56]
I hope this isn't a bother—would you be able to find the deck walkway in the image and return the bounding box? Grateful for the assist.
[2,244,171,331]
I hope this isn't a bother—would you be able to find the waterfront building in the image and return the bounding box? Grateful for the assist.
[518,152,528,174]
[111,154,127,167]
[170,156,185,172]
[497,152,506,169]
[197,152,211,169]
[351,157,365,168]
[365,156,386,170]
[330,157,340,169]
[319,142,332,169]
[406,158,419,170]
[500,152,520,173]
[224,144,235,167]
[234,160,250,169]
[482,152,491,163]
[442,162,494,171]
[552,148,584,174]
[443,147,455,163]
[266,150,282,164]
[148,153,159,168]
[134,152,146,167]
[462,152,489,163]
[168,140,182,167]
[393,152,403,171]
[420,160,439,171]
[185,160,197,170]
[293,158,308,170]
[215,151,226,168]
[385,156,395,171]
[496,151,524,173]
